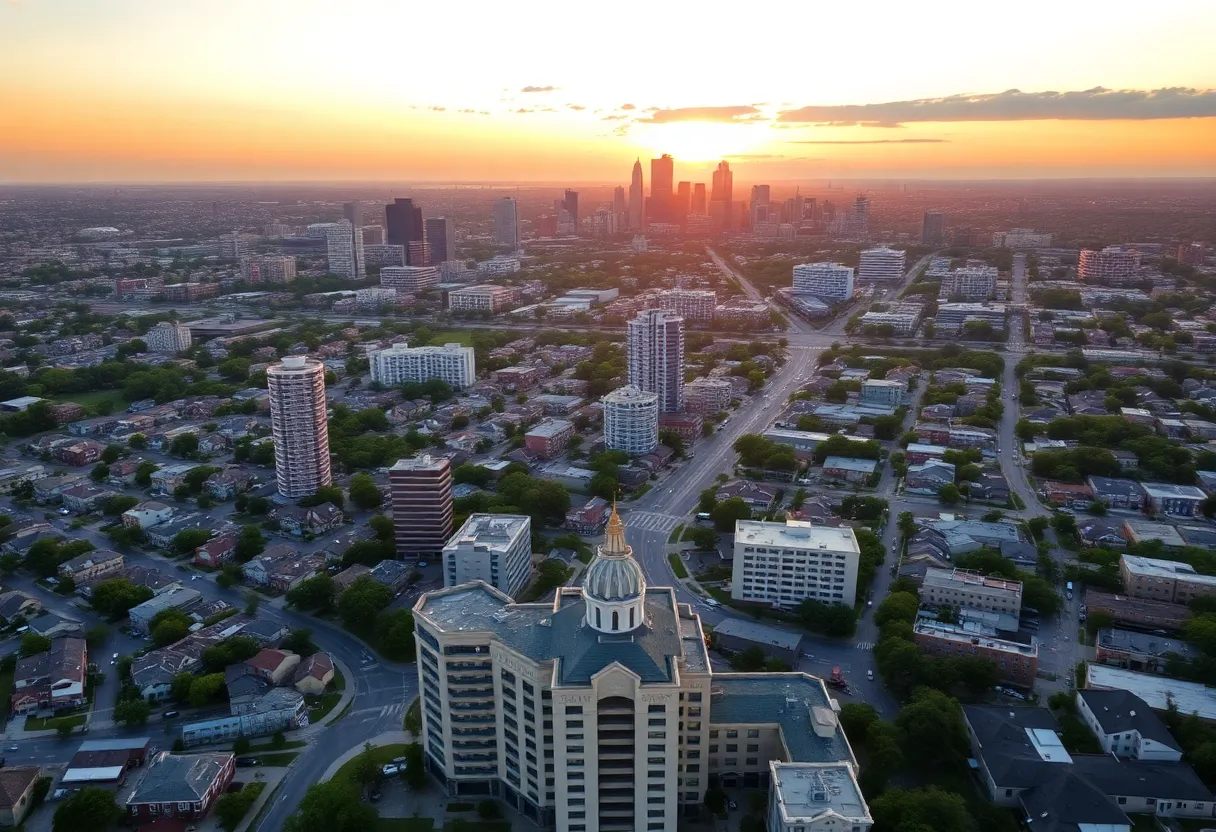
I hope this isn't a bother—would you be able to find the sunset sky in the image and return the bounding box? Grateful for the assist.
[2,0,1216,183]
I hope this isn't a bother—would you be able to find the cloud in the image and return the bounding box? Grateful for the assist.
[601,114,628,121]
[778,86,1216,124]
[813,121,902,128]
[726,154,785,160]
[541,107,558,112]
[458,109,476,114]
[635,105,763,124]
[788,138,949,145]
[566,104,586,111]
[620,103,636,110]
[428,106,446,112]
[520,85,558,93]
[611,125,630,136]
[514,108,535,114]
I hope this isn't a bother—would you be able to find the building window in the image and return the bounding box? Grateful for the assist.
[649,704,665,713]
[726,730,737,739]
[565,705,583,715]
[726,744,737,752]
[746,744,758,752]
[595,608,601,628]
[689,692,702,702]
[612,610,619,630]
[709,730,718,739]
[746,758,757,766]
[630,607,636,628]
[747,729,759,738]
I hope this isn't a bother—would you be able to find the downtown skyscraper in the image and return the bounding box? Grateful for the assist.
[628,159,644,229]
[385,198,425,265]
[650,154,674,223]
[424,216,455,263]
[627,309,685,413]
[494,197,519,249]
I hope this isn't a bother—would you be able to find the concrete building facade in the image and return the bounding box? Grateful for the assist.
[389,456,453,559]
[442,514,532,598]
[731,521,861,609]
[369,343,476,389]
[266,356,331,499]
[602,386,659,456]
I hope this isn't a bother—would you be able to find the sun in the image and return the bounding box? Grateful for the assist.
[634,121,768,163]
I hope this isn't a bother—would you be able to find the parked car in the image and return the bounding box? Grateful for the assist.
[163,711,179,720]
[235,757,261,767]
[381,763,403,777]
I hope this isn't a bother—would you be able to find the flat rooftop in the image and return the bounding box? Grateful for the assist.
[923,566,1022,594]
[914,620,1038,657]
[735,521,859,554]
[526,419,574,438]
[713,618,803,652]
[709,674,854,765]
[1086,663,1216,721]
[1121,555,1216,586]
[444,514,530,553]
[772,764,870,824]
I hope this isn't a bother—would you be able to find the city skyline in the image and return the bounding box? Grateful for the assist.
[2,0,1216,182]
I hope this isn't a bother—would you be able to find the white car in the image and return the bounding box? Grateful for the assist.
[381,763,404,776]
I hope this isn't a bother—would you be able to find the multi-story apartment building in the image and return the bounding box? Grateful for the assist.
[523,419,575,459]
[364,244,407,268]
[857,247,905,282]
[380,265,439,293]
[919,567,1023,615]
[602,386,659,456]
[241,255,297,284]
[413,507,872,831]
[266,356,331,499]
[731,520,861,609]
[448,284,518,314]
[913,621,1038,687]
[934,303,1007,335]
[144,322,192,354]
[1079,246,1140,283]
[1119,555,1216,605]
[921,211,946,245]
[858,305,923,335]
[859,379,905,408]
[939,266,998,300]
[389,456,453,558]
[325,220,366,281]
[355,287,398,311]
[163,282,218,302]
[369,343,476,389]
[442,514,532,598]
[992,229,1052,248]
[665,289,716,321]
[683,378,733,415]
[791,263,854,302]
[627,310,684,413]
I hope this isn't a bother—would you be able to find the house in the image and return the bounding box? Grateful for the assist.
[124,751,235,823]
[146,514,221,550]
[31,474,85,505]
[225,667,272,713]
[204,469,253,499]
[242,545,299,587]
[193,534,237,567]
[565,496,609,534]
[11,636,87,714]
[1042,480,1094,507]
[1074,689,1183,761]
[820,456,877,484]
[59,482,116,514]
[0,766,42,828]
[121,501,174,529]
[0,591,41,622]
[904,461,956,494]
[292,652,335,695]
[370,560,413,593]
[26,612,84,639]
[239,619,289,646]
[266,553,325,593]
[149,463,200,495]
[53,439,105,467]
[714,480,778,511]
[1079,520,1129,548]
[243,649,301,685]
[58,549,123,583]
[332,564,371,591]
[128,588,204,635]
[1087,477,1144,510]
[271,503,344,536]
[969,471,1010,503]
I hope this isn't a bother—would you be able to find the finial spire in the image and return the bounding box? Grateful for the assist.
[603,503,630,557]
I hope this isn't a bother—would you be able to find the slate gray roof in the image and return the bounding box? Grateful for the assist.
[963,705,1071,789]
[1076,689,1181,751]
[1071,755,1212,801]
[126,752,232,805]
[1019,769,1130,832]
[710,675,855,765]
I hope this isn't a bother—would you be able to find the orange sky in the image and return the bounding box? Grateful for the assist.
[2,0,1215,182]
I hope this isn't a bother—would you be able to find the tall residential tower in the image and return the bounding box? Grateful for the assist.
[267,356,332,499]
[627,309,685,413]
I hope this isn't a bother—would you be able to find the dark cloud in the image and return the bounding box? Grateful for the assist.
[520,85,558,93]
[601,114,628,121]
[635,105,762,124]
[788,138,949,145]
[779,86,1216,124]
[620,103,636,110]
[567,104,586,111]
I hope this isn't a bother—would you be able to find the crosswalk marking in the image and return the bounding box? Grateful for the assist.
[624,511,681,534]
[855,642,874,651]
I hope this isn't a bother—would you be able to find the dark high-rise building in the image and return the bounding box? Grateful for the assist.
[922,211,947,246]
[629,159,644,229]
[711,161,733,204]
[424,217,455,263]
[563,189,580,226]
[692,183,707,214]
[343,201,362,227]
[650,154,674,222]
[408,241,432,268]
[385,198,424,263]
[676,182,691,222]
[613,186,627,228]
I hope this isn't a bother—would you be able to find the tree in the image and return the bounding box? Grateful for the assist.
[151,608,193,647]
[173,528,213,555]
[234,524,265,562]
[374,608,417,661]
[1027,516,1049,540]
[90,462,109,481]
[731,646,768,672]
[282,780,378,832]
[348,473,382,510]
[839,702,880,740]
[102,494,139,516]
[171,671,196,703]
[170,432,199,458]
[20,632,52,657]
[101,444,124,464]
[337,576,393,635]
[134,461,158,486]
[711,497,752,533]
[300,485,345,510]
[286,575,337,613]
[128,433,148,450]
[937,483,961,505]
[281,628,318,656]
[869,787,971,832]
[895,688,968,768]
[874,592,920,628]
[350,742,381,795]
[85,624,109,648]
[53,787,122,832]
[690,527,718,550]
[369,514,394,541]
[403,743,426,789]
[90,578,154,619]
[244,592,260,616]
[114,698,151,727]
[188,673,227,707]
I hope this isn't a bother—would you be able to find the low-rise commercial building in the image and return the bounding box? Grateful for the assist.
[919,567,1022,615]
[913,620,1038,687]
[1119,555,1216,604]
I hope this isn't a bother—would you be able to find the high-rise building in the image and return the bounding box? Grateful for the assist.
[562,189,579,227]
[343,201,362,228]
[493,197,519,249]
[424,217,455,264]
[267,356,332,499]
[361,225,385,245]
[413,508,872,831]
[325,221,366,280]
[666,289,716,321]
[939,266,998,300]
[750,184,771,227]
[612,186,627,228]
[144,321,192,354]
[408,240,432,268]
[628,159,644,230]
[369,343,476,389]
[241,255,297,285]
[602,385,660,455]
[710,161,733,229]
[385,198,424,261]
[922,211,946,246]
[792,262,855,302]
[650,154,674,223]
[364,244,407,268]
[692,183,707,214]
[732,520,861,609]
[1079,246,1141,283]
[380,265,439,293]
[858,247,906,282]
[442,514,532,598]
[676,181,691,221]
[389,455,453,558]
[627,309,685,413]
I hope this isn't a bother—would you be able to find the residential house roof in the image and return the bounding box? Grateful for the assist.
[0,767,40,811]
[126,752,233,805]
[1075,689,1181,752]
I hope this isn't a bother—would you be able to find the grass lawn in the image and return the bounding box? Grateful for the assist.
[258,752,300,766]
[333,743,410,786]
[25,713,87,731]
[667,553,689,579]
[681,527,699,542]
[306,667,346,722]
[667,525,684,544]
[422,329,474,346]
[376,820,434,832]
[53,390,126,410]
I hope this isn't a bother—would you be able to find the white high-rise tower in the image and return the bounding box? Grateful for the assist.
[267,356,332,499]
[626,309,684,413]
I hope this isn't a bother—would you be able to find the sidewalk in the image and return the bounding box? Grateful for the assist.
[320,730,415,781]
[289,655,356,739]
